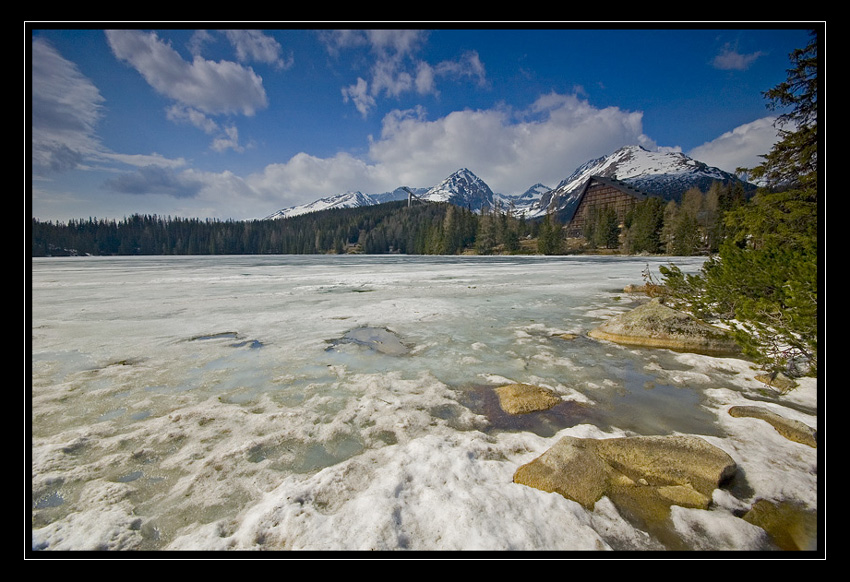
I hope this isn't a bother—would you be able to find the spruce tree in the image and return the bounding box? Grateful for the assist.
[624,196,665,254]
[661,30,819,376]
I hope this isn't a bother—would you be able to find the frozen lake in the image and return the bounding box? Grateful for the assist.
[30,254,818,552]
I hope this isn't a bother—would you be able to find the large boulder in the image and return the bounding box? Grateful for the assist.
[588,298,740,355]
[514,435,737,529]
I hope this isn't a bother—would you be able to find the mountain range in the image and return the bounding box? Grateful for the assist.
[263,145,755,221]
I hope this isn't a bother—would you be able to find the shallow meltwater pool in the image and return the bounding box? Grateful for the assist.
[31,255,818,552]
[327,326,411,356]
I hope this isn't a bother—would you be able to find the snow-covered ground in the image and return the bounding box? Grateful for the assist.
[30,254,818,552]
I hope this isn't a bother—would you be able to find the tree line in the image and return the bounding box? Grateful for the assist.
[31,180,753,258]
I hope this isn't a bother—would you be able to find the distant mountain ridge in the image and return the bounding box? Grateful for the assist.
[264,145,754,221]
[264,187,420,219]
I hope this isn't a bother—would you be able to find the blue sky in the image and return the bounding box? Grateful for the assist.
[30,25,816,222]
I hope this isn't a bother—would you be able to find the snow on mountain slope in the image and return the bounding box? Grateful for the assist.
[421,168,496,212]
[522,145,753,219]
[263,146,753,221]
[264,191,376,219]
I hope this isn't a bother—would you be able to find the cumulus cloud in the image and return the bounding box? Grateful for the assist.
[106,29,268,117]
[367,91,651,195]
[327,29,489,118]
[225,29,293,70]
[105,29,271,154]
[248,151,388,207]
[250,90,653,209]
[31,37,105,174]
[687,116,782,174]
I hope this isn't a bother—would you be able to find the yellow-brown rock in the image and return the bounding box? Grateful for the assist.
[494,383,561,415]
[513,435,737,527]
[588,298,740,355]
[742,499,818,551]
[728,405,817,448]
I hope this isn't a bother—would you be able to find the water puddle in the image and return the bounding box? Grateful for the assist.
[458,368,722,439]
[326,326,410,356]
[459,384,594,437]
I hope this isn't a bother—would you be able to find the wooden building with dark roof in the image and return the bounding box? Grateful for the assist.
[565,175,650,238]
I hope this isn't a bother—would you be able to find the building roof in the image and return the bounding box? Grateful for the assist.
[579,175,649,200]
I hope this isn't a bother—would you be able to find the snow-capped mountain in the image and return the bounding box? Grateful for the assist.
[523,145,754,220]
[263,188,417,219]
[264,170,494,219]
[264,146,753,221]
[420,168,496,212]
[263,191,374,219]
[498,183,551,211]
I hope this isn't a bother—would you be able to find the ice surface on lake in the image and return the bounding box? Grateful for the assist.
[30,255,818,552]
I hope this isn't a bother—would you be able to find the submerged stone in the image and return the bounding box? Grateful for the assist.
[741,499,819,551]
[330,326,410,355]
[494,383,561,415]
[588,298,740,355]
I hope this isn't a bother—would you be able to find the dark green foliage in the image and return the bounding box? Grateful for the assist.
[623,197,665,254]
[584,206,620,249]
[660,237,817,375]
[30,200,515,257]
[537,212,563,254]
[661,30,819,376]
[31,201,451,257]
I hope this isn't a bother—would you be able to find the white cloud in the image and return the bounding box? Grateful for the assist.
[166,104,220,134]
[96,100,784,220]
[248,90,652,212]
[210,125,244,153]
[341,78,376,118]
[105,29,268,116]
[435,51,487,87]
[105,30,266,154]
[225,30,293,70]
[101,152,188,169]
[248,152,388,208]
[367,92,650,195]
[328,30,489,118]
[687,116,782,174]
[712,43,765,71]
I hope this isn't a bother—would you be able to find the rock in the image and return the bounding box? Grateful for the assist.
[754,371,798,393]
[513,435,737,528]
[742,499,818,551]
[494,384,561,415]
[588,298,740,355]
[728,406,817,448]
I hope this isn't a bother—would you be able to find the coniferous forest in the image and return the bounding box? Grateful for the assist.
[31,200,472,257]
[30,180,752,258]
